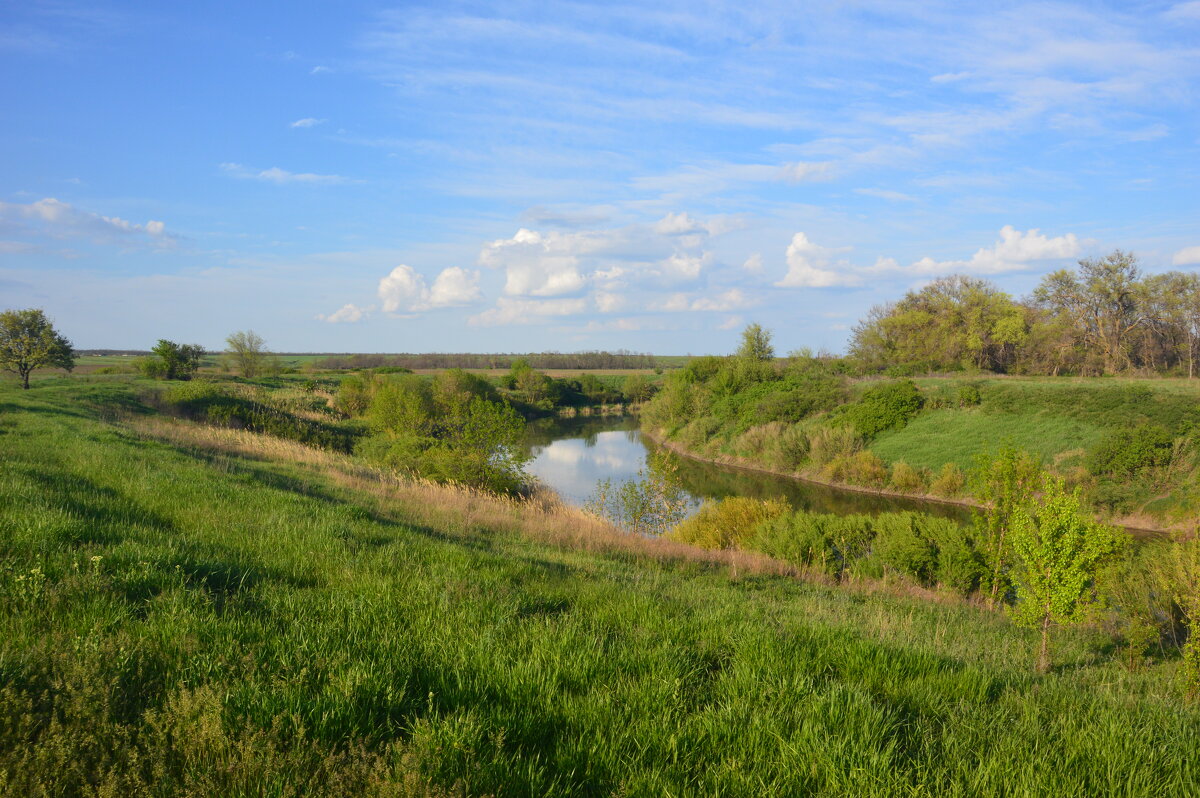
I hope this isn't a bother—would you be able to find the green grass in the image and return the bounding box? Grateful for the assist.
[870,407,1106,471]
[2,377,1199,795]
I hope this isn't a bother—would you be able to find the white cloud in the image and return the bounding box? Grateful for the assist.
[468,296,588,326]
[0,197,172,245]
[427,266,483,306]
[318,303,369,323]
[378,264,481,313]
[594,291,625,312]
[661,251,709,281]
[742,253,764,273]
[657,288,754,312]
[855,187,917,202]
[776,232,862,288]
[654,212,705,235]
[717,315,744,330]
[478,228,587,296]
[1173,246,1200,266]
[311,65,331,74]
[291,117,326,128]
[220,163,351,184]
[906,226,1080,275]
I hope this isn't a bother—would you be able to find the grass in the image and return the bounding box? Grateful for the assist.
[870,407,1105,471]
[2,376,1200,795]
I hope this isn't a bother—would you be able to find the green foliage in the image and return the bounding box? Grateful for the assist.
[586,454,689,536]
[670,496,788,550]
[929,463,966,497]
[1010,476,1129,672]
[971,446,1045,607]
[957,383,982,407]
[873,513,938,584]
[158,381,358,452]
[143,339,205,380]
[847,380,924,438]
[224,329,272,378]
[0,307,74,389]
[889,461,926,493]
[736,323,775,361]
[353,372,529,493]
[6,379,1200,794]
[1086,425,1174,478]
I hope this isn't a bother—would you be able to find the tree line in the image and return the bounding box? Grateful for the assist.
[850,251,1200,376]
[315,350,661,371]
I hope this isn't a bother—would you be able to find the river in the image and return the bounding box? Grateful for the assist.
[524,415,974,524]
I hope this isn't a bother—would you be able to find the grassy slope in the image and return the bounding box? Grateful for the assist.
[2,377,1199,795]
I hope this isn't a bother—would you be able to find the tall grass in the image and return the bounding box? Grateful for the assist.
[2,378,1199,795]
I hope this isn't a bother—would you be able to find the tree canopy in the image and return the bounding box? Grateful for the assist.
[0,308,74,389]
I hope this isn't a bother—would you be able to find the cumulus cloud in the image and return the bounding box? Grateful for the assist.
[378,264,481,313]
[742,253,764,273]
[594,291,625,312]
[0,197,173,245]
[776,233,863,288]
[478,228,588,296]
[290,117,326,128]
[905,226,1080,275]
[220,162,351,184]
[468,296,588,326]
[1172,246,1200,265]
[318,303,369,323]
[661,251,710,281]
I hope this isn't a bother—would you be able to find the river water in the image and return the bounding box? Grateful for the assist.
[524,415,974,524]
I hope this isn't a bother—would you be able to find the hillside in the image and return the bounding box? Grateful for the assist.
[1,377,1198,795]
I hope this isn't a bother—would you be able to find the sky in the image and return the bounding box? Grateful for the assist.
[2,0,1199,354]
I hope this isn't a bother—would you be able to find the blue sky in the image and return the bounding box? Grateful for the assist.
[2,1,1198,354]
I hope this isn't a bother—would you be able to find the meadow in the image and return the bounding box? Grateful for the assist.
[2,374,1199,795]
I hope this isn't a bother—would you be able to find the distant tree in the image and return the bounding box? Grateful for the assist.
[225,330,270,378]
[0,308,75,389]
[1010,477,1127,673]
[737,323,775,361]
[1033,251,1146,374]
[145,339,205,380]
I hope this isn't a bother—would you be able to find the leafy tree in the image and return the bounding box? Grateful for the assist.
[145,339,205,380]
[0,308,74,389]
[971,446,1044,608]
[1010,476,1128,673]
[225,330,271,378]
[1033,251,1146,374]
[736,323,775,361]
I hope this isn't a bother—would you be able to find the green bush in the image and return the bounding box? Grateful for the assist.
[957,383,982,407]
[671,497,788,550]
[872,513,937,584]
[890,461,926,493]
[847,380,924,438]
[1086,425,1174,478]
[751,512,837,575]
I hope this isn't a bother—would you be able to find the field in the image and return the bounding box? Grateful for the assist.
[2,375,1199,795]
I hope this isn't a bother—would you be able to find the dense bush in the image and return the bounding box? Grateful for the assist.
[846,380,924,438]
[670,496,788,550]
[1086,425,1175,478]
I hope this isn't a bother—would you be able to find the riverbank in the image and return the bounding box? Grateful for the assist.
[640,426,1172,539]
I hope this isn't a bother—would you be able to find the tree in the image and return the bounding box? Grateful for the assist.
[0,308,75,389]
[225,330,270,378]
[145,339,205,380]
[737,323,775,361]
[1010,476,1127,673]
[1033,251,1146,374]
[970,446,1044,609]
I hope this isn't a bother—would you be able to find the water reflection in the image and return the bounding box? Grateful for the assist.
[524,416,973,524]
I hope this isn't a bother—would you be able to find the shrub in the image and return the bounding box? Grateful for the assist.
[824,451,889,487]
[808,424,862,467]
[671,497,788,550]
[890,461,926,493]
[777,425,811,469]
[752,511,838,575]
[847,380,924,438]
[929,463,966,497]
[922,516,984,594]
[872,513,937,584]
[957,383,982,407]
[1086,425,1174,478]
